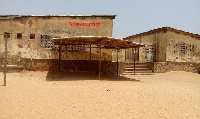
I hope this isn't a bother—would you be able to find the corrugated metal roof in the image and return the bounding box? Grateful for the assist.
[124,27,200,39]
[0,15,117,20]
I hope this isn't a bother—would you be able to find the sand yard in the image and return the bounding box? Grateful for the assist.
[0,71,200,119]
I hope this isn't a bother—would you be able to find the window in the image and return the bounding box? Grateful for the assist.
[17,33,22,39]
[40,35,60,50]
[30,34,35,39]
[4,32,10,38]
[145,45,155,54]
[179,43,186,55]
[41,35,52,48]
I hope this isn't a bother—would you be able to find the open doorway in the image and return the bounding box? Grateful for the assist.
[132,48,139,61]
[125,48,139,62]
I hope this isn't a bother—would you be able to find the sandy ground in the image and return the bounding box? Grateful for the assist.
[0,71,200,119]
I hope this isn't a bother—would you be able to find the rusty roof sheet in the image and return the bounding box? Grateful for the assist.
[52,36,143,49]
[0,15,117,20]
[124,27,200,39]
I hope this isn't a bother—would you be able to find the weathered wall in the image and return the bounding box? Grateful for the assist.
[151,61,200,73]
[126,31,167,62]
[0,16,113,61]
[0,16,118,74]
[125,29,200,63]
[112,49,125,62]
[166,31,200,62]
[118,62,125,75]
[0,57,121,75]
[156,32,168,62]
[125,35,149,62]
[20,59,118,74]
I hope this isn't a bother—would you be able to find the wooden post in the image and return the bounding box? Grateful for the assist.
[98,43,102,79]
[90,45,92,70]
[125,49,126,61]
[59,44,61,79]
[4,34,8,86]
[117,49,119,75]
[133,47,136,80]
[156,32,158,62]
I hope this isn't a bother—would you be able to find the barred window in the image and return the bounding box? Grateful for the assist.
[179,43,186,55]
[64,45,86,52]
[41,35,59,51]
[145,45,155,54]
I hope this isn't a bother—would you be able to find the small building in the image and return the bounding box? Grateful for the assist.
[124,27,200,73]
[0,15,120,74]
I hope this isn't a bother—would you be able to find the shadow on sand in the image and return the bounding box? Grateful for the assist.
[46,71,141,82]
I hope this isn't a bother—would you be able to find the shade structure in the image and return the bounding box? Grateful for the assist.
[52,36,144,80]
[52,36,143,49]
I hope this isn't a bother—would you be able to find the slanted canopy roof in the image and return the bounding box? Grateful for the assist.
[52,36,144,49]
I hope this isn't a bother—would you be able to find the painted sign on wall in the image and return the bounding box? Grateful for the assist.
[69,22,101,27]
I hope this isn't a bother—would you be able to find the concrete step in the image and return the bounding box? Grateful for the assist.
[124,67,151,71]
[124,70,153,73]
[123,62,153,75]
[125,63,148,67]
[125,65,147,68]
[124,62,146,65]
[123,72,154,75]
[0,65,23,73]
[125,63,147,65]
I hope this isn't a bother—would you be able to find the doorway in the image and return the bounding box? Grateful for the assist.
[132,48,139,61]
[125,48,139,61]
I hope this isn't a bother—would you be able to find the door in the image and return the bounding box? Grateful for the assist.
[132,48,139,61]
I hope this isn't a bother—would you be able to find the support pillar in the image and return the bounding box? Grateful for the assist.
[134,48,136,79]
[90,45,92,70]
[117,49,119,75]
[98,44,102,79]
[132,47,136,80]
[156,32,158,62]
[59,44,61,79]
[3,34,8,86]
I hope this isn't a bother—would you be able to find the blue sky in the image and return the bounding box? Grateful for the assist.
[0,0,199,38]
